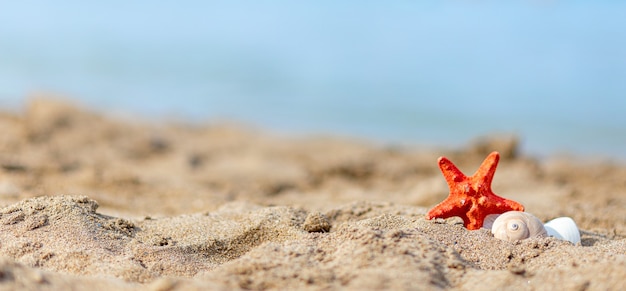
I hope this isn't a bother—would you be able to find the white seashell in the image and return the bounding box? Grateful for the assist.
[491,211,547,242]
[482,214,500,230]
[544,217,580,244]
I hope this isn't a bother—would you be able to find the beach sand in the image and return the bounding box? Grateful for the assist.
[0,99,624,290]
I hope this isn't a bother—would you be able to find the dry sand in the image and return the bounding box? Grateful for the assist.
[0,99,624,290]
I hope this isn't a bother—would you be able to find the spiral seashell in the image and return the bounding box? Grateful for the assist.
[491,211,547,242]
[544,217,580,244]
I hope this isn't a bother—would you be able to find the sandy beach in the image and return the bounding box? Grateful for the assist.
[0,99,624,290]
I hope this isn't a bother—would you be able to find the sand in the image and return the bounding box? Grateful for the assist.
[0,99,624,290]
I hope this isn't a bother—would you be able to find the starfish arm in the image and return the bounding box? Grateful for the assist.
[437,156,467,186]
[497,197,525,212]
[425,196,469,220]
[474,151,500,189]
[465,204,489,230]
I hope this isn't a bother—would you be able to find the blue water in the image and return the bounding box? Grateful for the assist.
[1,1,626,159]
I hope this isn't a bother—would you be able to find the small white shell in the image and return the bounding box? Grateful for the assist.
[482,214,500,230]
[544,217,580,244]
[491,211,547,242]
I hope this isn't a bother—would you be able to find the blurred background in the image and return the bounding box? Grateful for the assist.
[1,1,625,159]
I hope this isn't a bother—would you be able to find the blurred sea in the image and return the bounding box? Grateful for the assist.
[1,1,625,159]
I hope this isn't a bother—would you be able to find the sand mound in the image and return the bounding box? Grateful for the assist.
[0,196,306,282]
[0,196,624,290]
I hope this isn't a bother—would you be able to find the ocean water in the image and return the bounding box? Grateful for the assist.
[1,1,625,159]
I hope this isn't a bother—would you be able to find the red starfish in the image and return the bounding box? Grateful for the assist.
[425,151,524,230]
